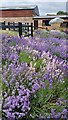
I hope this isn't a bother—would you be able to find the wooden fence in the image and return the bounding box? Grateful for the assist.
[0,21,33,37]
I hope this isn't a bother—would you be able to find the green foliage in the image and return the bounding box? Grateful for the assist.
[53,52,60,58]
[19,50,32,64]
[19,50,43,71]
[28,78,67,118]
[2,59,7,66]
[61,77,68,99]
[10,41,16,46]
[32,58,43,71]
[57,11,68,15]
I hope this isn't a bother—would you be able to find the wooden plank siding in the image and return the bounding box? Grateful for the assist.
[0,9,35,17]
[0,5,39,17]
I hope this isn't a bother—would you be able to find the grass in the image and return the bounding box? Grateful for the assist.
[0,29,18,36]
[0,29,32,37]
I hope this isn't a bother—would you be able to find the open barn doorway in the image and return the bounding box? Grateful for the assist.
[34,20,38,29]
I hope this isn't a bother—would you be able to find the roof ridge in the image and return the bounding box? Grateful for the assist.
[0,5,37,8]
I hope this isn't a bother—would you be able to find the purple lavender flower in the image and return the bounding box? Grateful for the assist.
[2,32,68,119]
[51,109,55,115]
[32,83,40,93]
[3,78,9,87]
[61,109,67,115]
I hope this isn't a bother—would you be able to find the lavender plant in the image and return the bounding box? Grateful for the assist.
[1,33,68,119]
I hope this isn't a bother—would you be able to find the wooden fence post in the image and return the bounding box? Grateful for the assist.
[13,22,15,31]
[25,23,27,30]
[8,22,10,30]
[31,23,33,37]
[18,22,22,37]
[25,23,27,35]
[2,21,6,30]
[27,23,29,33]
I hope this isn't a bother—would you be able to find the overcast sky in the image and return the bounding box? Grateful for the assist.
[0,0,68,15]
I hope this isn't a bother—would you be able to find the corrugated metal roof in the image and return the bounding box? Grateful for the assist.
[0,5,38,10]
[33,15,68,19]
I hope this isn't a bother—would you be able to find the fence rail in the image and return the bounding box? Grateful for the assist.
[0,21,33,37]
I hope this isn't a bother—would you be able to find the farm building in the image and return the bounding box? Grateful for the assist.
[0,5,68,31]
[33,15,68,30]
[0,5,39,23]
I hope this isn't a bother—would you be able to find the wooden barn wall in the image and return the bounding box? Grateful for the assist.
[0,9,35,17]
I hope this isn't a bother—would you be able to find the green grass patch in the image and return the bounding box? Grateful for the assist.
[0,30,29,36]
[0,30,18,36]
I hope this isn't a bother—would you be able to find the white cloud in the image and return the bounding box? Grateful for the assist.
[1,0,67,3]
[0,0,67,15]
[1,0,67,7]
[48,0,67,1]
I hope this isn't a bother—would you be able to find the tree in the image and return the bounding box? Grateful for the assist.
[57,11,68,15]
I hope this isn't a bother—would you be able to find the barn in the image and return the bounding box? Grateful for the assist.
[33,15,68,30]
[0,5,39,23]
